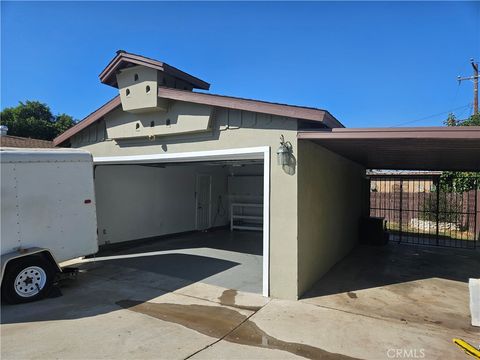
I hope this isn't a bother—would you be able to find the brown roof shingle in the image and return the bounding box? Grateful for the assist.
[1,135,54,148]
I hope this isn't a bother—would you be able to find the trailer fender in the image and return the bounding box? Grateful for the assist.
[0,247,61,284]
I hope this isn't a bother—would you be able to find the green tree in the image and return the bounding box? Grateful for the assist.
[460,113,480,126]
[0,101,76,141]
[445,112,458,126]
[54,113,75,135]
[440,113,480,191]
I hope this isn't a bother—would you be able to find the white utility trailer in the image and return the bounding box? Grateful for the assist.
[1,148,98,303]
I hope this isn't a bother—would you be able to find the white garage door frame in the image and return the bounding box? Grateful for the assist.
[94,146,271,297]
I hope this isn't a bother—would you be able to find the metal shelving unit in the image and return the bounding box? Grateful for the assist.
[230,203,263,231]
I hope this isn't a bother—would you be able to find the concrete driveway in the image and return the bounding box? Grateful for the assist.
[1,243,479,360]
[90,229,264,294]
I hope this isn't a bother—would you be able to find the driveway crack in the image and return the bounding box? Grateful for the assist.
[183,304,265,360]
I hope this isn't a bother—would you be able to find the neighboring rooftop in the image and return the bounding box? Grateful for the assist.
[366,170,443,177]
[99,50,210,90]
[0,135,54,148]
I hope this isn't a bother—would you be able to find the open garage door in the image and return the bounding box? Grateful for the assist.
[93,147,270,297]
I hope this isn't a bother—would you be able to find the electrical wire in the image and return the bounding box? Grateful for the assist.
[390,104,472,127]
[449,82,461,110]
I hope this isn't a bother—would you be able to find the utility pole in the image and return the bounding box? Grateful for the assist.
[458,59,479,115]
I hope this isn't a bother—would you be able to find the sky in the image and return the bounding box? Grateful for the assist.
[1,1,479,128]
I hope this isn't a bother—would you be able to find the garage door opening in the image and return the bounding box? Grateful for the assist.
[92,147,270,296]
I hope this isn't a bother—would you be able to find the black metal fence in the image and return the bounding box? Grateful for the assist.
[369,174,479,249]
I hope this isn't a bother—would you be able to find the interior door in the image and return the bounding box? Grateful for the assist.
[196,174,212,230]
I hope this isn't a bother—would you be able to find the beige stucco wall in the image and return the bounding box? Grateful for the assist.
[117,66,161,113]
[72,105,299,300]
[106,101,213,139]
[297,140,366,297]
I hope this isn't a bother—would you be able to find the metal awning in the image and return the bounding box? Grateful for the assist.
[298,127,480,171]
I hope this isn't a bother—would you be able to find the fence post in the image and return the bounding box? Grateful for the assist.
[475,180,479,247]
[399,179,403,244]
[435,177,440,246]
[369,178,372,218]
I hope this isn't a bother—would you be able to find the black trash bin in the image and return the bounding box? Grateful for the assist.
[360,217,389,245]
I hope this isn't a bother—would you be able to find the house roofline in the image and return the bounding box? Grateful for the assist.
[53,96,121,146]
[54,89,343,146]
[158,87,342,127]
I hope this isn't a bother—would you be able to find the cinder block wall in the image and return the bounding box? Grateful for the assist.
[297,140,366,297]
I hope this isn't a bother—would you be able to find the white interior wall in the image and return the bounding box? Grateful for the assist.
[94,162,263,245]
[95,163,230,245]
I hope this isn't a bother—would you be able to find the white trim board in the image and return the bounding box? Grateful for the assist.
[94,146,266,165]
[93,146,270,297]
[262,147,270,297]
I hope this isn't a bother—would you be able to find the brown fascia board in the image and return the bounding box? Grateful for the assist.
[99,51,210,90]
[53,96,121,146]
[158,87,344,128]
[297,126,480,140]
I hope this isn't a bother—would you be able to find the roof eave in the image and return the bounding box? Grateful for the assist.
[99,52,210,90]
[53,96,122,146]
[55,89,340,146]
[157,87,341,125]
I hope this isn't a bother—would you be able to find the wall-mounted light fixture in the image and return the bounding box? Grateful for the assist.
[276,135,293,166]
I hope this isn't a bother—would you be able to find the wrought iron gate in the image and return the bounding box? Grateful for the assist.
[368,173,479,249]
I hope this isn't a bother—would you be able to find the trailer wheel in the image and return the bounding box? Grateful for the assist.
[1,255,55,304]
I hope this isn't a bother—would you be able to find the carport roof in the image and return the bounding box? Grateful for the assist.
[298,127,480,171]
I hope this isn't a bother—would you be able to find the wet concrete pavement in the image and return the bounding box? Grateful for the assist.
[1,242,479,359]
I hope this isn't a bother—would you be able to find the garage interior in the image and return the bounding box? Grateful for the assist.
[93,158,266,295]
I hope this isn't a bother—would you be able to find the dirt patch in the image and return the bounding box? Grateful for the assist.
[116,300,359,360]
[347,292,358,299]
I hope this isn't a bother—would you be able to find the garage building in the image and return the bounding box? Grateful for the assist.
[54,51,480,300]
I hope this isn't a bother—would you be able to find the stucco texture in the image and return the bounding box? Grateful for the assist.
[297,140,366,297]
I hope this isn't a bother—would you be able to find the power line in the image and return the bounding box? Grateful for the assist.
[390,103,472,127]
[458,104,472,120]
